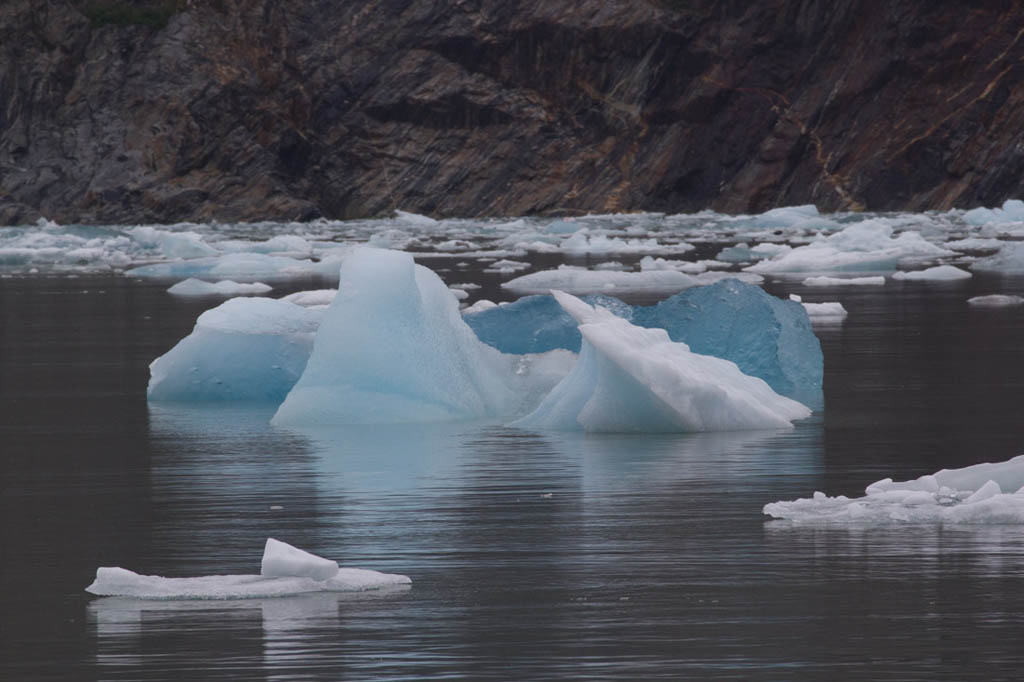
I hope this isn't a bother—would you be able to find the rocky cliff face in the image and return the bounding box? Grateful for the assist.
[3,0,1023,225]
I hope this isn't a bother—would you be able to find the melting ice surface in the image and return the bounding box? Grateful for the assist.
[511,292,811,433]
[85,538,411,599]
[764,455,1024,524]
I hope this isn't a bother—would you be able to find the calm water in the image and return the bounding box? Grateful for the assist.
[4,272,1024,680]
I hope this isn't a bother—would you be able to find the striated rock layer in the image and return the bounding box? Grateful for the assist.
[4,0,1024,225]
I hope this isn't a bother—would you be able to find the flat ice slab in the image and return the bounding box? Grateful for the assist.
[85,539,410,599]
[167,278,272,296]
[764,455,1024,524]
[891,265,972,281]
[967,294,1024,307]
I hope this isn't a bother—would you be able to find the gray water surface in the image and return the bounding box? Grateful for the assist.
[4,274,1024,680]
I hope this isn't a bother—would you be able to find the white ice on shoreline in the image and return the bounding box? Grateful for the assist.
[764,455,1024,524]
[85,538,410,599]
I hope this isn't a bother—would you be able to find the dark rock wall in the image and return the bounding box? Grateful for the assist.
[3,0,1023,224]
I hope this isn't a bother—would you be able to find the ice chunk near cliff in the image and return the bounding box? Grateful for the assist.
[970,243,1024,274]
[559,229,694,255]
[764,455,1024,524]
[128,226,219,259]
[147,297,321,402]
[167,278,272,296]
[464,293,633,354]
[632,279,823,403]
[967,294,1024,307]
[802,275,885,286]
[127,252,345,281]
[962,199,1024,226]
[393,210,438,227]
[503,266,699,296]
[215,235,314,257]
[272,248,518,425]
[892,265,972,281]
[85,539,410,599]
[511,292,811,433]
[746,220,952,274]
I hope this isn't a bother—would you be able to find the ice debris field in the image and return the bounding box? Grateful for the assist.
[85,538,411,599]
[765,456,1024,525]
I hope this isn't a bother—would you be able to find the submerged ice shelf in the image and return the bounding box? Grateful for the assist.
[764,455,1024,524]
[86,538,411,599]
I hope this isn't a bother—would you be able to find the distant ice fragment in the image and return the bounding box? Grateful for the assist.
[764,454,1024,524]
[802,275,885,286]
[891,265,972,281]
[503,266,699,296]
[970,243,1024,274]
[261,538,338,581]
[85,539,410,599]
[272,248,518,425]
[127,252,344,281]
[147,297,321,402]
[167,278,272,296]
[511,292,811,433]
[801,301,848,317]
[962,199,1024,226]
[967,294,1024,307]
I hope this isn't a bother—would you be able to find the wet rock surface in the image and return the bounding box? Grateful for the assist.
[3,0,1024,224]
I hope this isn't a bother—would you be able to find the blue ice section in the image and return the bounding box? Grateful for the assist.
[632,279,823,405]
[467,280,822,405]
[463,294,633,354]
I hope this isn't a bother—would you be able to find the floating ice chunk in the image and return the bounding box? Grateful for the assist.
[632,279,822,402]
[511,292,811,433]
[393,210,438,226]
[261,538,338,581]
[85,540,410,600]
[280,289,338,307]
[484,259,531,274]
[716,242,791,263]
[944,237,1003,252]
[449,287,469,300]
[970,243,1024,274]
[640,256,707,274]
[128,227,219,259]
[892,265,972,281]
[272,248,518,425]
[967,294,1024,307]
[764,454,1024,524]
[746,220,951,274]
[367,229,416,249]
[545,219,581,234]
[962,199,1024,226]
[127,252,344,281]
[462,299,498,314]
[800,301,848,317]
[559,229,694,255]
[802,275,885,286]
[464,293,632,354]
[147,297,321,402]
[216,235,314,257]
[503,266,699,296]
[167,278,272,296]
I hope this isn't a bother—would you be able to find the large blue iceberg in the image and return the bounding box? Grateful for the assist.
[271,248,571,425]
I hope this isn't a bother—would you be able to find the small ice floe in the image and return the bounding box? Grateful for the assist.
[764,455,1024,524]
[167,278,272,297]
[967,294,1024,308]
[802,275,885,287]
[85,538,411,599]
[891,265,972,281]
[790,294,847,318]
[280,289,338,307]
[971,243,1024,275]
